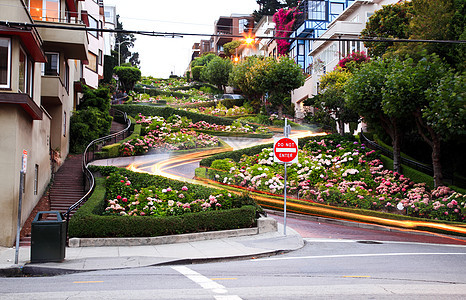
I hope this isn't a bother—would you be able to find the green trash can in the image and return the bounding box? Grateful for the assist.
[30,211,66,263]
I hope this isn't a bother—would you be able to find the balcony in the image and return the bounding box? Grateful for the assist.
[36,21,88,61]
[41,76,66,106]
[312,21,364,54]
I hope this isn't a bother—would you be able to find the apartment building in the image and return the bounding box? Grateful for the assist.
[291,0,399,120]
[212,14,254,56]
[82,0,105,88]
[0,0,88,247]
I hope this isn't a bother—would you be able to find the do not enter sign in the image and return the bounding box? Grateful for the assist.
[274,137,298,163]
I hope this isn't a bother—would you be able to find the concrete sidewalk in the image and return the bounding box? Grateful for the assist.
[0,219,303,276]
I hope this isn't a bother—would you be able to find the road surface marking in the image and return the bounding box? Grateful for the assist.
[211,278,238,281]
[172,266,243,299]
[255,252,466,262]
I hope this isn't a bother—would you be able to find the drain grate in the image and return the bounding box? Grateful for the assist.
[357,240,383,244]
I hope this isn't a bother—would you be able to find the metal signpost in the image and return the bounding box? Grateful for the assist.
[273,119,298,235]
[15,150,27,265]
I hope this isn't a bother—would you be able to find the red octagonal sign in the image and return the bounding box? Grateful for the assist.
[274,137,298,163]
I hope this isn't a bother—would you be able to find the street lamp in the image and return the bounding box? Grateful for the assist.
[117,40,131,66]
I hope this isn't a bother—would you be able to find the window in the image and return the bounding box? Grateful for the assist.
[98,50,103,66]
[43,52,59,76]
[30,0,60,22]
[64,62,69,92]
[63,111,66,137]
[34,164,39,195]
[298,44,305,56]
[0,37,11,88]
[87,52,97,72]
[308,0,327,21]
[99,21,103,37]
[238,19,248,34]
[88,15,98,38]
[330,3,344,15]
[19,49,26,93]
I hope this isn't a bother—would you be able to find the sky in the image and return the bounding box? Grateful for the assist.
[105,0,259,78]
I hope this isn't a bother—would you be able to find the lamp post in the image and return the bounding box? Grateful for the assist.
[117,40,131,66]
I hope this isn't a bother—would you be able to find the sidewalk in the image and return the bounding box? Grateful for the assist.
[0,219,303,276]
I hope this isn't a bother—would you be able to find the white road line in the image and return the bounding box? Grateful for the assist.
[172,266,243,299]
[254,252,466,262]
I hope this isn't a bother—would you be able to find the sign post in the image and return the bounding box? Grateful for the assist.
[15,150,27,265]
[273,119,298,235]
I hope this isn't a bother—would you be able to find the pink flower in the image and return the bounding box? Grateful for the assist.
[122,198,127,203]
[120,180,125,183]
[182,186,188,191]
[166,187,172,192]
[117,195,122,200]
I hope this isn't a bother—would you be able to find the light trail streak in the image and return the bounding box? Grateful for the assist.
[125,133,466,239]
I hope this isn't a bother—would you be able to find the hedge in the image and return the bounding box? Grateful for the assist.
[113,104,237,126]
[133,85,189,99]
[194,129,272,139]
[69,169,257,238]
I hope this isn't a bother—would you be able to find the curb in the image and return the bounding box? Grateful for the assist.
[69,216,278,247]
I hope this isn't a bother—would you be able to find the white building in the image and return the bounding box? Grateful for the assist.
[291,0,400,120]
[82,0,105,88]
[103,5,116,56]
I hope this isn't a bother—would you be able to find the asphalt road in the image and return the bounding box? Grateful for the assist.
[1,236,465,299]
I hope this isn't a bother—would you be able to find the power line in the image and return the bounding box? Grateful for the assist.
[1,20,465,44]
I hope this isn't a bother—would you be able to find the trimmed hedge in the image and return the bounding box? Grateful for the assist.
[133,85,190,99]
[194,129,272,139]
[113,104,237,126]
[69,170,257,238]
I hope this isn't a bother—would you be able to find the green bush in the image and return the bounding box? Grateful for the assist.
[70,107,113,153]
[69,169,257,238]
[114,66,141,91]
[191,66,204,81]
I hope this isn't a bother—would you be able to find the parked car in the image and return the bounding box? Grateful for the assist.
[222,94,244,100]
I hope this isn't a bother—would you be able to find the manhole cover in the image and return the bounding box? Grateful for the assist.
[357,240,383,244]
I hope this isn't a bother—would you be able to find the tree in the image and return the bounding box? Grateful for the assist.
[382,55,454,187]
[113,66,141,91]
[253,0,299,22]
[191,53,216,68]
[265,56,305,118]
[223,40,242,57]
[345,58,406,173]
[361,1,413,58]
[230,56,305,117]
[311,69,357,135]
[408,0,466,70]
[200,57,233,92]
[114,15,140,67]
[191,66,204,81]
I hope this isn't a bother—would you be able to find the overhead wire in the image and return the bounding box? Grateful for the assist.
[1,20,465,44]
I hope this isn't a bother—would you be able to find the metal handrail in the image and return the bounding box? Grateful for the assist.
[359,132,434,175]
[63,108,131,240]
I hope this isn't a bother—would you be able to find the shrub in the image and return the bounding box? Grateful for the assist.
[191,66,204,81]
[70,107,112,153]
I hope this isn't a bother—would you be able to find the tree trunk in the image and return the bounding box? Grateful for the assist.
[392,128,401,174]
[431,136,443,187]
[392,121,402,174]
[338,119,345,136]
[413,109,443,187]
[278,105,283,119]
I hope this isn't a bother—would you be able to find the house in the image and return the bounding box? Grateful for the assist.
[212,14,254,56]
[236,15,275,60]
[291,0,400,120]
[0,0,88,247]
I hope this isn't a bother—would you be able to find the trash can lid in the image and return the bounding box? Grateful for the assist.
[32,211,64,223]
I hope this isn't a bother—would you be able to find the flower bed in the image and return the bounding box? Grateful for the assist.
[104,172,234,217]
[119,114,220,156]
[182,102,253,117]
[205,135,466,222]
[68,167,258,238]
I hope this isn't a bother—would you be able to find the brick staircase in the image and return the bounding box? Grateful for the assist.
[19,120,129,246]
